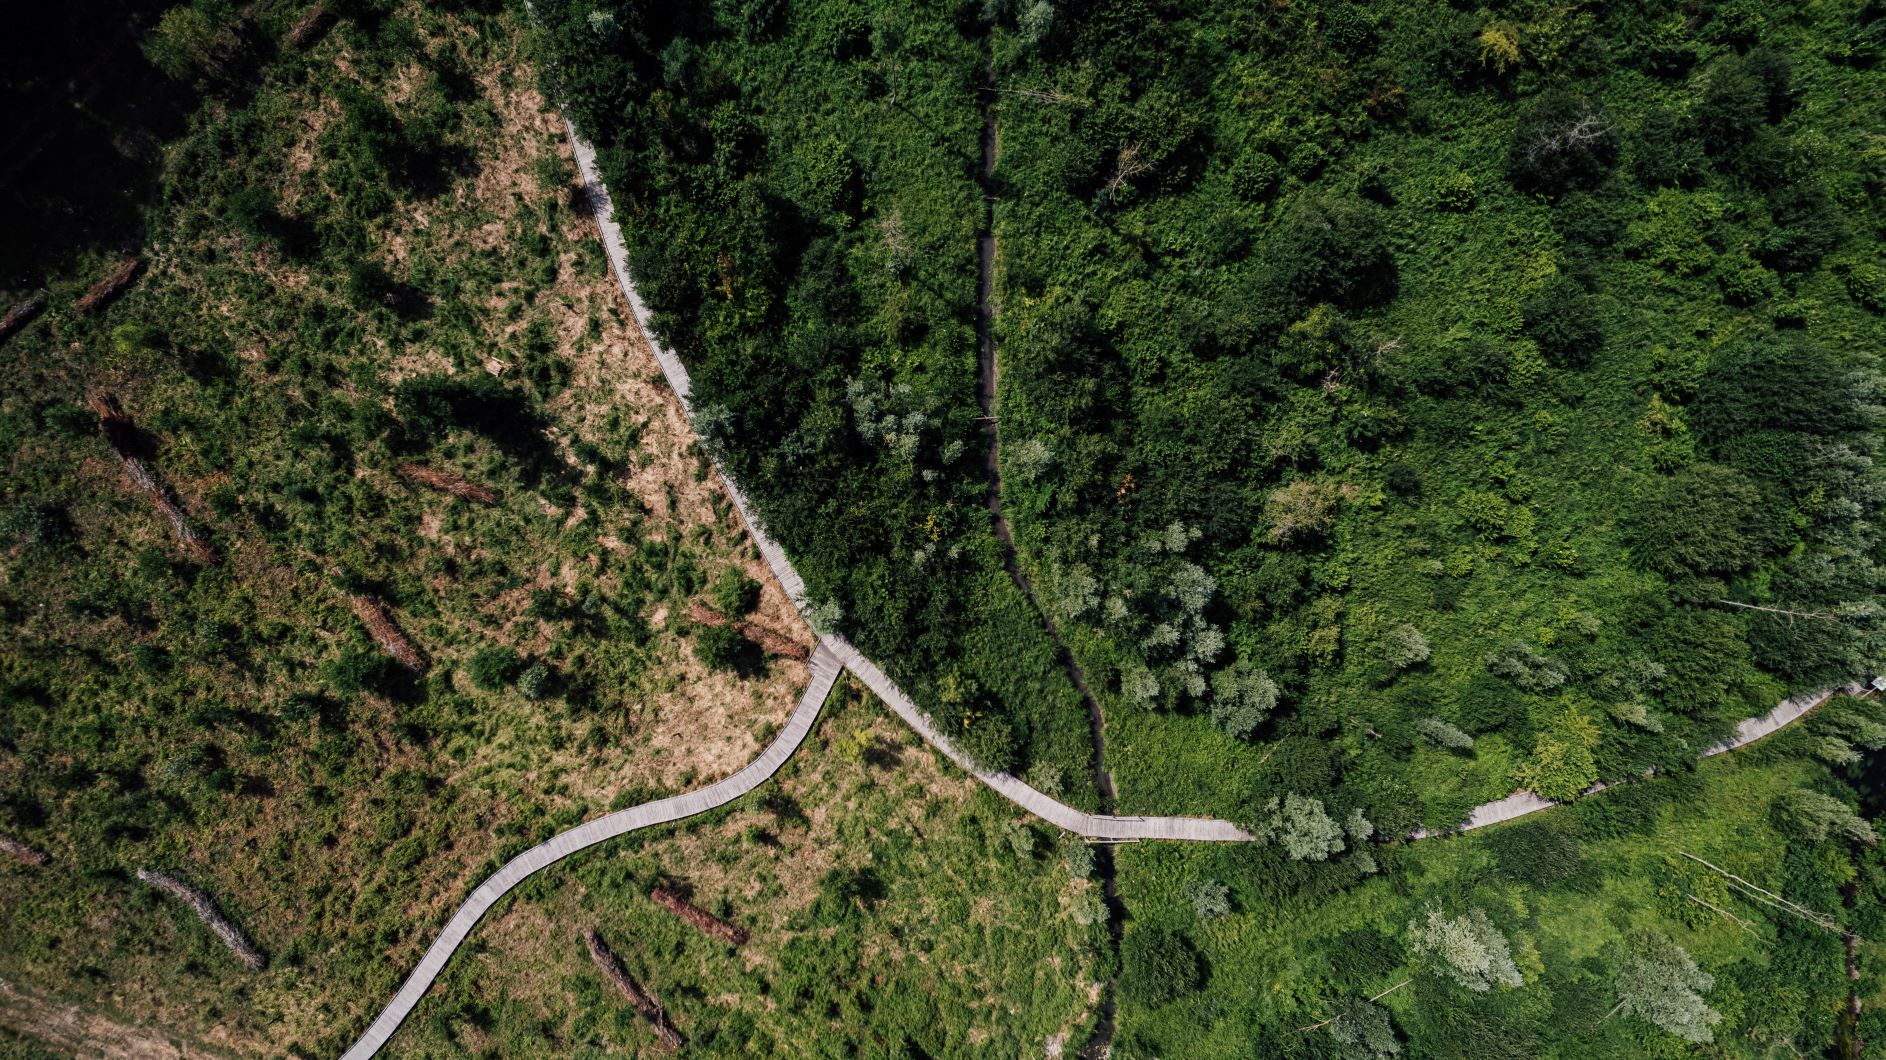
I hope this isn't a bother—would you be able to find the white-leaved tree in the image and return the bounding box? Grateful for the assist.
[1209,661,1278,739]
[1327,997,1400,1058]
[1257,794,1346,861]
[1408,904,1523,993]
[1610,933,1722,1043]
[1414,716,1473,751]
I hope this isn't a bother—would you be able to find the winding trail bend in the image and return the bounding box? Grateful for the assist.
[336,121,1251,1060]
[338,109,1873,1059]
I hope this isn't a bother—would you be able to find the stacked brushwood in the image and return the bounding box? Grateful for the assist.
[283,3,333,48]
[650,886,749,945]
[685,602,809,661]
[396,462,497,503]
[349,594,425,671]
[0,296,44,344]
[0,835,50,866]
[90,392,219,564]
[74,257,143,314]
[583,929,682,1051]
[136,868,266,970]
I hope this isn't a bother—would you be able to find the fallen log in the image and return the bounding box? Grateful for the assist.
[136,868,266,970]
[685,602,808,661]
[396,462,498,504]
[284,3,333,49]
[349,593,424,671]
[74,257,143,315]
[0,296,44,344]
[650,886,749,946]
[582,929,682,1052]
[89,392,220,564]
[0,835,50,866]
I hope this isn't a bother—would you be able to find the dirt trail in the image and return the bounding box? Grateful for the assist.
[971,47,1122,1060]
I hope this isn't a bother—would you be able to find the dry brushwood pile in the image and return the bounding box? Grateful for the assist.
[348,593,424,671]
[283,3,332,49]
[0,296,43,344]
[135,869,266,971]
[395,462,498,504]
[88,391,218,564]
[0,836,50,867]
[582,929,682,1052]
[72,257,142,314]
[649,886,749,946]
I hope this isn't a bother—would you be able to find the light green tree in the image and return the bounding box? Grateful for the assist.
[1610,933,1722,1043]
[1258,794,1346,861]
[1774,789,1878,846]
[1327,997,1400,1058]
[1414,716,1473,751]
[1408,904,1523,992]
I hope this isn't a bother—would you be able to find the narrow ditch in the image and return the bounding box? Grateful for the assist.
[973,46,1123,1059]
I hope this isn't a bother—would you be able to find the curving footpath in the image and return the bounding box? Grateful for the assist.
[564,117,1251,847]
[341,643,845,1060]
[1410,678,1873,838]
[338,114,1871,1058]
[336,125,1256,1060]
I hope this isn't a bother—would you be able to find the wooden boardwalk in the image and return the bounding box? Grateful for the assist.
[338,117,1868,1059]
[339,643,844,1060]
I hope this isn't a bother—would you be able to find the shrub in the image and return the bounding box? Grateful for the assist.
[693,624,746,671]
[1120,926,1203,1007]
[1611,933,1723,1044]
[516,663,554,701]
[1485,821,1587,888]
[1414,717,1473,751]
[1773,789,1878,845]
[1629,463,1763,576]
[954,711,1019,772]
[1632,107,1705,188]
[709,568,762,616]
[1187,878,1232,920]
[465,647,521,691]
[1521,277,1602,368]
[1062,839,1094,880]
[1507,92,1616,195]
[325,646,399,696]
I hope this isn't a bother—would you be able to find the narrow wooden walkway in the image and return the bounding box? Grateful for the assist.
[1409,679,1871,838]
[339,644,845,1060]
[338,117,1867,1060]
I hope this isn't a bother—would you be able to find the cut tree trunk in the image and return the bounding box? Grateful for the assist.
[89,391,220,564]
[136,868,266,970]
[0,835,49,866]
[349,594,424,671]
[396,463,498,504]
[74,257,143,314]
[284,3,333,48]
[582,929,682,1052]
[0,296,44,344]
[650,886,749,946]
